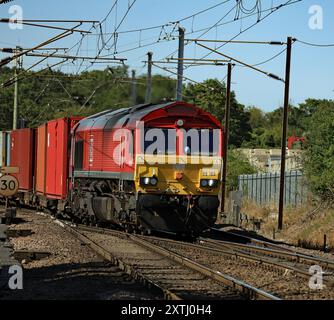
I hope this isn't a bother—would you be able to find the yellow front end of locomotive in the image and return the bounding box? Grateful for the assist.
[135,154,222,196]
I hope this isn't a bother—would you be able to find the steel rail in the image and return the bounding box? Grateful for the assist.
[75,225,333,285]
[60,221,182,300]
[140,237,318,279]
[12,209,334,292]
[130,232,332,282]
[198,239,334,284]
[210,227,293,251]
[200,237,334,270]
[128,235,280,300]
[77,225,334,269]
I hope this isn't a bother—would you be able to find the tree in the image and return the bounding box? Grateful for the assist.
[296,99,331,135]
[303,99,334,202]
[183,79,252,147]
[248,106,267,130]
[0,66,176,130]
[136,75,176,104]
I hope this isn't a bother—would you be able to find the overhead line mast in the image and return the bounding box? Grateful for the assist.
[176,27,185,101]
[278,36,293,231]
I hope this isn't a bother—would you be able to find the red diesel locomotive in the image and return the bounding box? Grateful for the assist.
[1,101,224,235]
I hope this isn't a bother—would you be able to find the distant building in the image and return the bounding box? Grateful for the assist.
[238,149,303,173]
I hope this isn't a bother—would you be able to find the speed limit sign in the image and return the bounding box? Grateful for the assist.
[0,174,19,197]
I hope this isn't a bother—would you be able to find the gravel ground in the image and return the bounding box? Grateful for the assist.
[1,210,161,300]
[147,239,334,300]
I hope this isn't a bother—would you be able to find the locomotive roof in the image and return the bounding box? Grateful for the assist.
[75,101,222,132]
[75,102,180,131]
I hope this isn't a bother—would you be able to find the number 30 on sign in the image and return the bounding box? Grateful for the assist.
[0,175,19,197]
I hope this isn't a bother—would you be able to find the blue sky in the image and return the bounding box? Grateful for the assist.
[0,0,333,111]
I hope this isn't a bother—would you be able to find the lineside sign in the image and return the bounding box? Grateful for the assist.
[0,167,20,174]
[0,174,19,197]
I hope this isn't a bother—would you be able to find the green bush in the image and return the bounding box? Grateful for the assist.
[227,149,257,191]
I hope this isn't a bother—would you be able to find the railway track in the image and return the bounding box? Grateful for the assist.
[8,208,334,299]
[199,238,334,286]
[140,238,334,299]
[60,223,280,300]
[203,229,334,285]
[199,237,334,272]
[209,227,293,251]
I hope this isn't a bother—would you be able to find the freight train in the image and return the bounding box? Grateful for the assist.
[0,101,224,235]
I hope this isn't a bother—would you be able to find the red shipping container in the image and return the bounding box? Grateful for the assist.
[45,117,81,199]
[10,128,35,191]
[35,124,47,195]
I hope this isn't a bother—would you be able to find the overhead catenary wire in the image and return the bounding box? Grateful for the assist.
[54,1,120,74]
[28,0,294,110]
[77,0,137,75]
[150,60,228,66]
[185,39,286,45]
[81,0,301,72]
[3,0,302,76]
[0,49,63,88]
[1,59,68,88]
[181,0,302,70]
[90,0,233,36]
[99,0,138,53]
[0,25,80,67]
[296,39,334,47]
[248,47,287,67]
[195,41,284,82]
[0,18,94,33]
[25,52,127,62]
[152,62,229,94]
[136,0,300,75]
[1,0,303,110]
[95,0,293,62]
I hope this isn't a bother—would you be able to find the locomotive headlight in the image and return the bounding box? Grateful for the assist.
[200,179,208,187]
[143,177,151,185]
[200,179,218,188]
[176,119,184,127]
[208,179,218,188]
[140,176,158,187]
[150,177,158,186]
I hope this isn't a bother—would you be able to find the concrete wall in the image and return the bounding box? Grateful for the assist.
[238,148,303,173]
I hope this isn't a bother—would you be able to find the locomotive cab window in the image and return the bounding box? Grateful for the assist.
[184,129,220,156]
[144,128,176,155]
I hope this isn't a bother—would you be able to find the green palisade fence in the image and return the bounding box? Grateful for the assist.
[238,170,307,207]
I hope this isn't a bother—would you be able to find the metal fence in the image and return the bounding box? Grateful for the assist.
[238,170,308,207]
